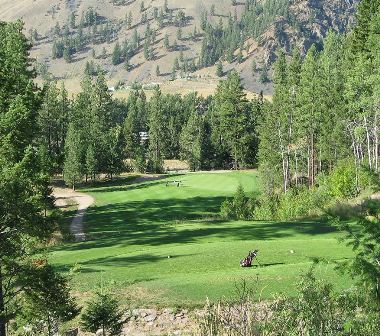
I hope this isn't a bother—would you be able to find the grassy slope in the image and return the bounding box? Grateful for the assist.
[50,171,353,307]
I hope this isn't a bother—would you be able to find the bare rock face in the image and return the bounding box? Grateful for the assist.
[257,0,359,64]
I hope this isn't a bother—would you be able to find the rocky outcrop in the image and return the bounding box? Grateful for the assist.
[122,308,198,336]
[257,0,359,64]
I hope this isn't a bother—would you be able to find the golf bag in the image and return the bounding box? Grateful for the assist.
[240,250,259,267]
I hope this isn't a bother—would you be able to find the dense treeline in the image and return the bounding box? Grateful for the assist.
[39,71,261,188]
[259,0,380,195]
[0,21,78,335]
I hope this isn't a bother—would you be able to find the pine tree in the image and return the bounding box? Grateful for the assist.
[164,34,170,51]
[85,144,97,181]
[127,12,133,29]
[251,60,257,76]
[20,264,79,336]
[296,45,321,187]
[180,110,204,171]
[112,42,122,65]
[70,12,76,29]
[177,27,182,40]
[63,125,83,190]
[147,88,166,173]
[213,71,251,169]
[216,61,223,77]
[352,0,380,54]
[0,22,77,335]
[81,292,123,336]
[260,65,270,83]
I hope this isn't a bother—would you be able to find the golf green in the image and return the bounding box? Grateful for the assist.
[50,171,353,307]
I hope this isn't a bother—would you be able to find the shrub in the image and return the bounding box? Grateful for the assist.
[260,268,380,335]
[252,186,332,221]
[329,159,357,199]
[197,280,261,336]
[220,184,254,220]
[81,291,123,336]
[197,269,380,336]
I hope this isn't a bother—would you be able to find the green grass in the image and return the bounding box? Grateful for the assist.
[49,171,354,307]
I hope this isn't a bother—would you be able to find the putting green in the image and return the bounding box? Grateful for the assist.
[50,171,353,307]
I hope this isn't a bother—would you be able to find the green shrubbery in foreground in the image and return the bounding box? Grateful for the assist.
[215,182,380,335]
[198,268,380,336]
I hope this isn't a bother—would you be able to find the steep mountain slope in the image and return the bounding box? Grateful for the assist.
[0,0,359,95]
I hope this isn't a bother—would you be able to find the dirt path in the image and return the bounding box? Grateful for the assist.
[53,188,94,242]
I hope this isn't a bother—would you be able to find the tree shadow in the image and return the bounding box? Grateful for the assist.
[80,253,195,268]
[51,194,337,253]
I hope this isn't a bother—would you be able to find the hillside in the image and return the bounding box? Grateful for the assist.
[0,0,359,96]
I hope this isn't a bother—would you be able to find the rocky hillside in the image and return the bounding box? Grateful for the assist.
[0,0,359,95]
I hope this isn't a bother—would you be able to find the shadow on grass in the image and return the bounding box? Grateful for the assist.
[82,174,186,193]
[79,253,195,268]
[51,195,337,253]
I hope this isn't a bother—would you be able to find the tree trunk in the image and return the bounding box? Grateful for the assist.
[310,132,315,187]
[364,116,372,168]
[374,112,378,171]
[307,147,311,187]
[278,128,287,192]
[47,315,52,336]
[294,150,298,188]
[0,267,7,336]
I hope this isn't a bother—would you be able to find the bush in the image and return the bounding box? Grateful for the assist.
[260,268,380,335]
[220,184,255,220]
[252,186,332,221]
[81,291,123,336]
[197,269,380,336]
[329,159,357,199]
[197,280,262,336]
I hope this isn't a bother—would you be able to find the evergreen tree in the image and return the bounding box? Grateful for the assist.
[19,264,79,336]
[127,12,133,29]
[260,65,270,83]
[352,0,380,54]
[164,34,170,51]
[216,61,223,77]
[112,42,122,65]
[0,21,77,335]
[251,60,257,76]
[180,110,204,171]
[212,71,253,169]
[85,144,97,181]
[296,45,321,187]
[63,125,83,190]
[147,88,166,173]
[70,12,76,29]
[81,292,123,336]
